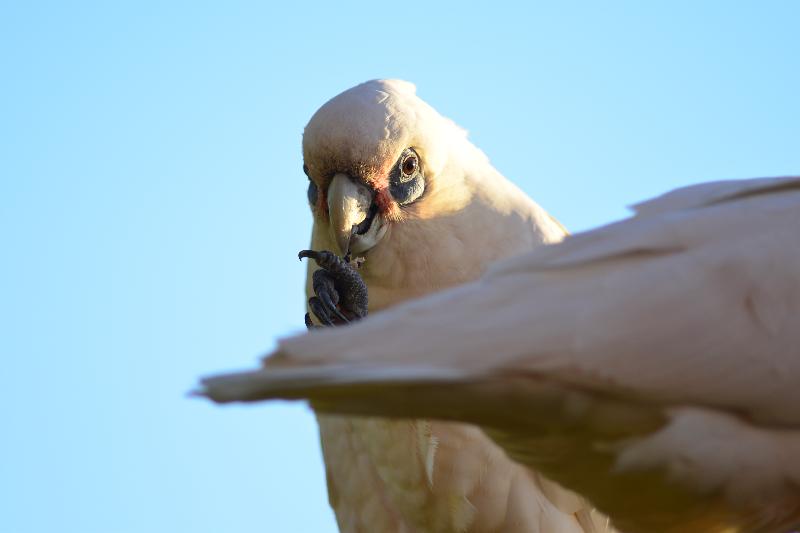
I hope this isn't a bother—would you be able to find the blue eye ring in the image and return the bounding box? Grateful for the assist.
[304,164,318,206]
[307,179,318,206]
[390,148,425,206]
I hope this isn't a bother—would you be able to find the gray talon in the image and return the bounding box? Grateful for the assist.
[300,249,369,327]
[320,290,350,324]
[308,296,334,326]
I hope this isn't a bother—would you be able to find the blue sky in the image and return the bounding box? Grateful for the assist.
[1,2,798,532]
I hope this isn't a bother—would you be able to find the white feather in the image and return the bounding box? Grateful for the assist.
[203,176,800,532]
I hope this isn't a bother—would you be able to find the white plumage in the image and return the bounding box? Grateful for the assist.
[240,79,614,532]
[296,79,611,533]
[203,176,800,532]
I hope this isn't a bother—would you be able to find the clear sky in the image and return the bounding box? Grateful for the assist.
[1,2,798,532]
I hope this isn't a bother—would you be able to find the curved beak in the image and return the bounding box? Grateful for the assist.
[327,173,374,256]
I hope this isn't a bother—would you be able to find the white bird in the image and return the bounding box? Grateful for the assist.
[276,79,614,532]
[202,176,800,533]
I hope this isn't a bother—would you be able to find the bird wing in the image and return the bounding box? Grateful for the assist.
[206,176,800,422]
[201,177,800,532]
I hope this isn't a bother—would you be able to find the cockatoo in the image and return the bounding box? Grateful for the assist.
[278,80,613,532]
[202,176,800,533]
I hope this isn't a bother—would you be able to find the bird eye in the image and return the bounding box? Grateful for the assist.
[390,148,425,206]
[401,153,418,176]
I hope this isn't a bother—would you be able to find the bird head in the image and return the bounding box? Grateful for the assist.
[301,80,564,309]
[303,79,473,257]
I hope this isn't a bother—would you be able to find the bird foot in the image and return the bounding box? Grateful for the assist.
[299,250,368,329]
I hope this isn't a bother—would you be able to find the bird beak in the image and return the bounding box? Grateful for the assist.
[327,173,374,256]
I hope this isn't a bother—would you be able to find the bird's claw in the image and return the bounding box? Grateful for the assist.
[300,249,368,329]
